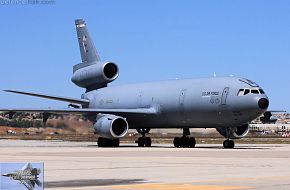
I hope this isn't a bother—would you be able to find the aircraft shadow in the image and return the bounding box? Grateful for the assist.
[193,146,272,150]
[87,144,168,148]
[87,144,275,149]
[45,178,146,188]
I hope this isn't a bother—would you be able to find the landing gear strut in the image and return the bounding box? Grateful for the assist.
[173,128,196,148]
[136,128,151,147]
[98,137,120,147]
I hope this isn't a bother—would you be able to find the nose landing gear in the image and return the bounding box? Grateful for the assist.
[173,128,196,148]
[223,127,235,149]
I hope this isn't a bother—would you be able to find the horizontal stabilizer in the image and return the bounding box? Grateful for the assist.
[4,90,90,106]
[267,110,287,113]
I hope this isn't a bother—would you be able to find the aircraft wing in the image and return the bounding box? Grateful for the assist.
[267,110,287,113]
[21,180,35,190]
[3,90,90,106]
[21,163,32,171]
[0,107,159,116]
[1,90,159,118]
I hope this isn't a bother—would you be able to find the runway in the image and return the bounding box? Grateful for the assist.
[0,140,289,190]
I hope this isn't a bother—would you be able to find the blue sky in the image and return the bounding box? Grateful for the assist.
[0,0,289,111]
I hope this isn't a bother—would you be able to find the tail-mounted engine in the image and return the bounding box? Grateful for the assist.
[216,124,250,139]
[71,61,119,91]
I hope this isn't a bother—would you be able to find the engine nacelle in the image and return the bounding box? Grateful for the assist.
[94,114,128,139]
[260,111,278,124]
[216,124,250,139]
[71,62,119,90]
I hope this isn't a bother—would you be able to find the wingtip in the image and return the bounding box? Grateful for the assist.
[3,90,14,93]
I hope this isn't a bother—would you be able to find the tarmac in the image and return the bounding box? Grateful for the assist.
[0,140,289,190]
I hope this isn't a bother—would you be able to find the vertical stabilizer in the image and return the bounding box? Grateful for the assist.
[75,19,100,63]
[72,19,119,91]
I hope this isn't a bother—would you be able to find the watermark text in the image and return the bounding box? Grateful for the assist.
[0,0,56,5]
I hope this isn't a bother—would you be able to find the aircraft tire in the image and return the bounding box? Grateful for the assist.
[98,137,120,147]
[188,137,196,148]
[144,137,152,147]
[174,137,196,148]
[113,139,120,147]
[98,137,105,147]
[223,140,235,149]
[180,137,188,147]
[138,137,145,147]
[173,137,180,147]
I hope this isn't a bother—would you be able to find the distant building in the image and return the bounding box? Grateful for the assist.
[249,124,290,134]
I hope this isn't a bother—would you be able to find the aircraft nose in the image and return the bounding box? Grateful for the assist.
[258,98,269,109]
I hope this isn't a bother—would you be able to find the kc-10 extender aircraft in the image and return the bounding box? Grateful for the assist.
[0,19,271,148]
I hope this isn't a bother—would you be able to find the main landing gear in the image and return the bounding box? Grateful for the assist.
[98,137,120,147]
[173,128,196,148]
[136,128,151,147]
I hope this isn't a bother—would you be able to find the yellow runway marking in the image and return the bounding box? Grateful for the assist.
[111,183,252,190]
[191,176,289,183]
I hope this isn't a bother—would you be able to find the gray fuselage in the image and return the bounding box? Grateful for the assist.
[83,77,268,129]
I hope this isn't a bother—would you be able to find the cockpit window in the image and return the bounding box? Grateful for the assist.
[244,89,250,95]
[251,89,259,94]
[237,88,265,96]
[237,89,244,96]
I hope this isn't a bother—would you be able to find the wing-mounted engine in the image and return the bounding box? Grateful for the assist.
[71,61,119,91]
[216,124,250,139]
[260,111,277,124]
[94,114,129,139]
[72,19,119,91]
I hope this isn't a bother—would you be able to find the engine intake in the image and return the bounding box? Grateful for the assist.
[94,114,128,139]
[103,62,118,79]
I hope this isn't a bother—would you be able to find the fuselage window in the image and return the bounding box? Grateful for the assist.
[244,89,250,95]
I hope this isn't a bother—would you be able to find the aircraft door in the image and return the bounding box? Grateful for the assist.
[138,91,143,107]
[179,89,186,109]
[217,87,230,125]
[221,87,229,105]
[179,89,188,123]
